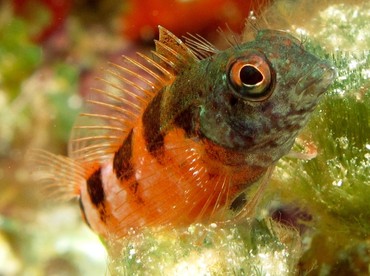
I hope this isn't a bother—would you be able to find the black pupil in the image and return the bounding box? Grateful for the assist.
[240,65,263,86]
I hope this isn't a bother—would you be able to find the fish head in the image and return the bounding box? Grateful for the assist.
[199,30,335,167]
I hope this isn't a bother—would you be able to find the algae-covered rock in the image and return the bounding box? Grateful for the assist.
[109,221,301,275]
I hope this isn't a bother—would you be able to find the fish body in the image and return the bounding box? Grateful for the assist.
[31,27,335,238]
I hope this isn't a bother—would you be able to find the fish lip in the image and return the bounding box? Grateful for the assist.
[318,63,336,88]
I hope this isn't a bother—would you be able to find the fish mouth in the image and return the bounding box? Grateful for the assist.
[316,62,336,87]
[295,61,336,97]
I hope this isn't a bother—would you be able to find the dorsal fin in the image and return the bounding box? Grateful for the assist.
[153,26,198,73]
[183,33,220,59]
[68,26,198,164]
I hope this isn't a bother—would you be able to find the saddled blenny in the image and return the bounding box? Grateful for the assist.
[28,26,335,239]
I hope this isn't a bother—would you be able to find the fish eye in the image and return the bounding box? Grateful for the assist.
[228,54,274,101]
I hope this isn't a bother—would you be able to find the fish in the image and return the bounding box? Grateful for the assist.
[29,26,335,239]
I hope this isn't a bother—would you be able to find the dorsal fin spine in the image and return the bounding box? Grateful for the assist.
[91,88,143,111]
[105,69,154,96]
[150,50,179,73]
[121,55,168,87]
[183,31,220,60]
[157,25,198,60]
[96,80,149,105]
[136,53,172,80]
[86,100,138,119]
[79,113,127,124]
[152,51,177,72]
[74,125,126,131]
[155,40,185,63]
[72,135,120,142]
[109,62,158,89]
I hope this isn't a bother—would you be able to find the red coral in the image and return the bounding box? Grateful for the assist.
[122,0,267,41]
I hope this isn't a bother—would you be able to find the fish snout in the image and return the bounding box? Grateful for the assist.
[295,62,336,99]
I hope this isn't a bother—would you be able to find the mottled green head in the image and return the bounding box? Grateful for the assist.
[197,30,335,167]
